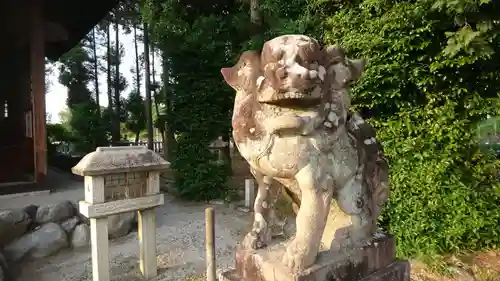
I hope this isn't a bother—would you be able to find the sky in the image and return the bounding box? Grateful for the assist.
[46,27,161,124]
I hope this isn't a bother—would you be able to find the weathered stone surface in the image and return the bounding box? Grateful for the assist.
[22,205,38,223]
[4,222,68,261]
[221,34,389,271]
[221,233,409,281]
[60,216,80,234]
[220,261,410,281]
[72,146,170,176]
[71,224,90,248]
[0,252,6,270]
[35,201,75,224]
[107,212,136,239]
[0,252,6,281]
[0,209,31,247]
[235,233,395,281]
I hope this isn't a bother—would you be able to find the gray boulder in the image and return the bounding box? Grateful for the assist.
[35,201,75,224]
[60,216,80,234]
[4,222,68,261]
[0,252,6,281]
[71,224,90,248]
[22,205,38,222]
[107,212,136,239]
[0,209,31,247]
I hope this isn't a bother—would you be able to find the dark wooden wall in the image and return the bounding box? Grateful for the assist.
[0,47,34,183]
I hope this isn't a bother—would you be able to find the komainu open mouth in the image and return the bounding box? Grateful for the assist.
[258,87,322,108]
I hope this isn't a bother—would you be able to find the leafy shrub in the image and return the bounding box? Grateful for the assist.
[172,134,232,201]
[323,0,500,257]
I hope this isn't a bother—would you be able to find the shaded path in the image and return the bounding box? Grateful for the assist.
[0,172,250,281]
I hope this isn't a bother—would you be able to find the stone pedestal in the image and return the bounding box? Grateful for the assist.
[220,233,410,281]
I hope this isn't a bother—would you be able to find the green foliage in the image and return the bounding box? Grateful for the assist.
[172,135,232,200]
[114,0,500,258]
[46,123,72,155]
[46,123,72,143]
[142,0,243,201]
[69,102,108,152]
[124,90,146,142]
[58,43,108,152]
[323,0,500,257]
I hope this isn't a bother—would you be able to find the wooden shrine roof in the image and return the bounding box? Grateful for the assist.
[0,0,120,61]
[45,0,120,60]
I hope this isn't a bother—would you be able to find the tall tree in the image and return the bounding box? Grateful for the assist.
[133,22,141,98]
[58,43,105,151]
[113,14,122,142]
[143,22,154,150]
[105,20,117,141]
[91,27,100,116]
[142,0,247,200]
[124,90,146,144]
[151,45,165,145]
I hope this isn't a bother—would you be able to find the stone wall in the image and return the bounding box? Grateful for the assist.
[0,200,137,281]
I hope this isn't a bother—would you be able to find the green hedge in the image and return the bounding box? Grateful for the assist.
[323,1,500,257]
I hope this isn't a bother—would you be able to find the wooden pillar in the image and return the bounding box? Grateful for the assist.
[30,0,47,182]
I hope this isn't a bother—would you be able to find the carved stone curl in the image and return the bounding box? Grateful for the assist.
[221,35,389,273]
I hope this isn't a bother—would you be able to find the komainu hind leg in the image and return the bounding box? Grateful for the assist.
[242,169,282,249]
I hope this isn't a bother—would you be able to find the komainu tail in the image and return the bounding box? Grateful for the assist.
[346,111,389,220]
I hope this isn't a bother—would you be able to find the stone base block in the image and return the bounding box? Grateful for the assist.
[220,232,410,281]
[220,260,410,281]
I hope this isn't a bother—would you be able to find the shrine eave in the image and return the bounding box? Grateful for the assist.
[45,0,120,60]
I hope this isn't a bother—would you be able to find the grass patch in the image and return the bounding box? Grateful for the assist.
[411,250,500,281]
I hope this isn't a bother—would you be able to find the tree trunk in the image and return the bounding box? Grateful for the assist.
[135,131,140,144]
[133,22,141,94]
[151,46,156,85]
[106,21,115,142]
[151,45,165,145]
[250,0,263,33]
[113,17,121,142]
[92,27,100,116]
[143,22,154,150]
[161,47,176,161]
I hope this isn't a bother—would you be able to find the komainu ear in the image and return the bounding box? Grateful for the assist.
[324,45,346,65]
[221,67,237,88]
[348,59,366,81]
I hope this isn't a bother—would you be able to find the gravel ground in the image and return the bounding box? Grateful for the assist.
[0,175,251,281]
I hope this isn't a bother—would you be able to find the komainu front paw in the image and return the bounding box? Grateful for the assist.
[282,238,314,272]
[242,230,270,249]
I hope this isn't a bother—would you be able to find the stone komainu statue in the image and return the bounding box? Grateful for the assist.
[221,35,389,272]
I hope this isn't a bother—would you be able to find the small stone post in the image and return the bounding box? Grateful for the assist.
[205,208,216,281]
[72,146,170,281]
